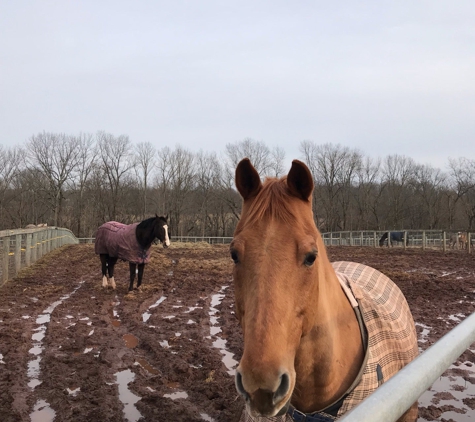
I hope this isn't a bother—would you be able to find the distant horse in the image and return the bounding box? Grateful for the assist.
[449,232,467,249]
[94,215,170,291]
[379,231,408,247]
[232,159,418,421]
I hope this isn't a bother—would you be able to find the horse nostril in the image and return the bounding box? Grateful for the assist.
[235,371,250,401]
[273,373,290,405]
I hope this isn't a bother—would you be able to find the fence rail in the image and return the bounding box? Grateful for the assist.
[77,230,474,251]
[0,227,79,287]
[340,310,475,422]
[77,236,235,244]
[321,230,473,252]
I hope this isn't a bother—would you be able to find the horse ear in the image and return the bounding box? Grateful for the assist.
[287,160,314,201]
[235,158,262,200]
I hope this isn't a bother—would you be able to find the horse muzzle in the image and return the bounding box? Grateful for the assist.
[235,369,291,417]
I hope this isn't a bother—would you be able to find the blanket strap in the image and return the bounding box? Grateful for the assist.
[287,273,369,422]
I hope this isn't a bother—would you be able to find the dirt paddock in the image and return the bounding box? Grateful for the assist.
[0,243,474,422]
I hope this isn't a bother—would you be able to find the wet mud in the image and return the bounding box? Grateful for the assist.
[0,244,474,421]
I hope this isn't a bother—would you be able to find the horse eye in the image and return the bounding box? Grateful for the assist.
[230,250,239,264]
[304,252,317,267]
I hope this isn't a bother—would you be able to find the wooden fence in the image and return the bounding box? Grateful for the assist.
[0,227,79,287]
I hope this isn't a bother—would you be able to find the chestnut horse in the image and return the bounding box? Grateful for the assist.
[231,159,418,422]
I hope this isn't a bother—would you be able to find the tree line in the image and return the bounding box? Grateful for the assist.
[1,132,474,238]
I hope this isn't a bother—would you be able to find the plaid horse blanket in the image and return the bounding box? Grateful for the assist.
[94,221,151,264]
[240,261,418,422]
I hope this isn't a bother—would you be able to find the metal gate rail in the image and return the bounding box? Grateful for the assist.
[339,311,475,422]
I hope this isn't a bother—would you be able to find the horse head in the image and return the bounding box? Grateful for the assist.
[232,158,351,417]
[154,214,170,248]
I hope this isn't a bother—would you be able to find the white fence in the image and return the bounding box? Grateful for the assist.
[78,230,474,251]
[78,236,235,244]
[322,230,474,252]
[0,227,79,287]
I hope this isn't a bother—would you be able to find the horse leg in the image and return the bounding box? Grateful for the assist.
[129,263,137,291]
[108,257,118,289]
[100,255,109,288]
[136,264,145,289]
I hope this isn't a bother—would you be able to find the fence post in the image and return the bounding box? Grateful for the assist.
[404,231,407,250]
[40,231,45,257]
[48,230,53,252]
[443,232,446,253]
[2,236,10,285]
[37,231,42,259]
[45,230,50,253]
[25,233,32,266]
[422,231,426,250]
[14,234,21,276]
[350,232,353,246]
[374,232,377,248]
[468,233,471,254]
[32,232,37,263]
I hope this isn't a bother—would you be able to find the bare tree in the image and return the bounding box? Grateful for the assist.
[155,146,196,236]
[0,146,24,228]
[381,155,416,228]
[270,146,286,177]
[70,133,97,236]
[300,141,361,231]
[134,142,156,218]
[448,157,475,229]
[26,132,80,226]
[354,156,382,229]
[224,138,285,178]
[96,131,135,221]
[413,164,447,229]
[195,151,222,236]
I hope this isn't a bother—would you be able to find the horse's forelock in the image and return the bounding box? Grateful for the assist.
[241,177,298,227]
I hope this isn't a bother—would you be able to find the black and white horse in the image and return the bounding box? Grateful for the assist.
[94,215,170,291]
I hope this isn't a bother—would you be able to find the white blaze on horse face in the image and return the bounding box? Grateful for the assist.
[163,225,170,246]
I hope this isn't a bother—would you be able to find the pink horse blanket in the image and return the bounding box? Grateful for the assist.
[94,221,151,264]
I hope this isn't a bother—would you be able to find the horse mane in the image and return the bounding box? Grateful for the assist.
[241,176,297,227]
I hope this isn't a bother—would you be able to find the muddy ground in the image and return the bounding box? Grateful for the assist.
[0,244,474,422]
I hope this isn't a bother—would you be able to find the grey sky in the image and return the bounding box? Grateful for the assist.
[1,1,474,171]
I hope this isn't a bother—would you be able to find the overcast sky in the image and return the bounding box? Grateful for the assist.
[1,1,474,171]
